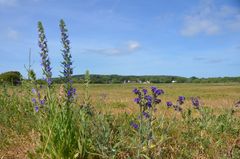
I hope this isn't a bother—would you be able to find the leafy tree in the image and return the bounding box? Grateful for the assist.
[0,71,22,85]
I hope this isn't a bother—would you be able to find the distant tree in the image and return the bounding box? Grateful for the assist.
[0,71,22,85]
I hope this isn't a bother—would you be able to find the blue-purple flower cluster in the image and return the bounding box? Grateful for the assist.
[191,97,200,109]
[31,88,46,112]
[38,21,52,87]
[165,96,186,112]
[151,86,164,97]
[132,86,164,130]
[59,19,75,102]
[177,96,185,105]
[166,101,173,108]
[166,96,202,112]
[130,121,139,129]
[142,111,150,118]
[67,87,76,98]
[133,86,163,109]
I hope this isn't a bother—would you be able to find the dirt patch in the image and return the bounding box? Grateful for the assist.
[0,130,37,159]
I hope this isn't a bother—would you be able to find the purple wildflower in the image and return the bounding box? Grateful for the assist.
[38,21,52,87]
[144,95,152,107]
[40,99,45,105]
[46,78,52,86]
[179,96,185,101]
[32,98,37,104]
[142,112,150,118]
[133,88,140,95]
[67,88,76,98]
[146,101,152,108]
[154,89,164,96]
[60,19,75,103]
[151,86,157,93]
[35,106,39,112]
[67,89,72,97]
[134,98,141,104]
[191,97,200,109]
[130,122,139,129]
[166,101,173,107]
[178,96,185,105]
[144,95,152,101]
[32,88,36,94]
[142,88,147,95]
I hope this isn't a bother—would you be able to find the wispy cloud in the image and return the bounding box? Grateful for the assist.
[127,41,140,51]
[193,56,225,64]
[181,0,240,36]
[81,41,141,56]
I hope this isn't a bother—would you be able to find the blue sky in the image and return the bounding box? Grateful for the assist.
[0,0,239,78]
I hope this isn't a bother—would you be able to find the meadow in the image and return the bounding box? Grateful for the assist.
[0,83,240,158]
[74,83,240,114]
[0,20,240,159]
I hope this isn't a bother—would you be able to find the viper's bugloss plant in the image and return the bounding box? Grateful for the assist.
[133,86,163,111]
[59,19,75,103]
[31,87,46,113]
[132,86,164,157]
[28,69,46,112]
[166,96,186,112]
[38,21,52,87]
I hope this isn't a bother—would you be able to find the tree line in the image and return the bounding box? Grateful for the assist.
[1,71,240,85]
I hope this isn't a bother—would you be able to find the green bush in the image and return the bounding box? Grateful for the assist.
[0,71,22,85]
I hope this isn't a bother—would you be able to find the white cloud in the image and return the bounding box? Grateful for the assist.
[0,0,17,6]
[82,41,141,56]
[127,41,140,51]
[6,28,19,40]
[83,48,121,56]
[181,0,240,36]
[181,16,219,36]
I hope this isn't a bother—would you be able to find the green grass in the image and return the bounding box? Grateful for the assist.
[1,83,240,158]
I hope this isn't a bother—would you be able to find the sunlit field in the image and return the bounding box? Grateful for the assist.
[1,83,240,158]
[74,83,240,113]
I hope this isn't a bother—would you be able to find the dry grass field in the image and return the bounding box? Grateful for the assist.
[74,83,240,114]
[1,83,240,158]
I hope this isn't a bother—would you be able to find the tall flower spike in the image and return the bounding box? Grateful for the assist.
[38,21,52,87]
[59,19,74,102]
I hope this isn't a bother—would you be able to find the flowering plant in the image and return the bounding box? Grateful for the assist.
[132,86,164,155]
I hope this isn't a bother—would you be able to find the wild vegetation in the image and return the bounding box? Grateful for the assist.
[0,20,240,159]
